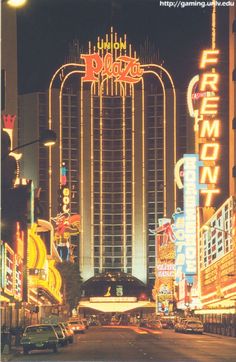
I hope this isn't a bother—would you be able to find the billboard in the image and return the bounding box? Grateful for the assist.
[156,219,175,314]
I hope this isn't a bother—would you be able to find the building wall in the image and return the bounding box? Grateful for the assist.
[20,87,181,285]
[229,6,236,197]
[1,3,18,145]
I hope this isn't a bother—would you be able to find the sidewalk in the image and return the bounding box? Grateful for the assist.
[204,332,236,339]
[1,346,22,362]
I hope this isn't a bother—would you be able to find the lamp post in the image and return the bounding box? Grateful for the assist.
[2,0,28,7]
[1,129,57,161]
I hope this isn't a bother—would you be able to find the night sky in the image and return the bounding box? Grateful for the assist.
[16,0,228,94]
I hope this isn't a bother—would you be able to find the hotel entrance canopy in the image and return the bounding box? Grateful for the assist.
[79,297,155,313]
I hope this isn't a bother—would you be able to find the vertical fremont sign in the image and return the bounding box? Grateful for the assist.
[198,49,220,207]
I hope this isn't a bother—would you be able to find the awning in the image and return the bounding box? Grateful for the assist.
[79,300,154,313]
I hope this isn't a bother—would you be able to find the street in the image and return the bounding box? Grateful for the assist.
[12,326,236,362]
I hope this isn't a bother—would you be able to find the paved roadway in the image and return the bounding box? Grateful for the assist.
[12,326,236,362]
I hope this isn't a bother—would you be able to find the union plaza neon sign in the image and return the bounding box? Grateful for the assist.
[81,53,143,83]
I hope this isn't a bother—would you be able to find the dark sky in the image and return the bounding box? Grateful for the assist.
[16,0,228,94]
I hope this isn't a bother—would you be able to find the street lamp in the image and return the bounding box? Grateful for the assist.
[3,0,28,8]
[1,129,57,161]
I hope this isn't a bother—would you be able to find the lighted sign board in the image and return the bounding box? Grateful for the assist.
[155,219,175,313]
[90,297,137,303]
[15,256,23,299]
[81,53,143,83]
[198,49,221,207]
[52,213,80,261]
[5,244,14,295]
[183,154,200,283]
[157,264,175,278]
[172,209,185,283]
[0,242,5,289]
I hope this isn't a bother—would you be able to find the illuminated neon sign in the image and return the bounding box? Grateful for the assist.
[81,53,143,83]
[172,209,185,283]
[97,40,126,50]
[198,49,220,206]
[15,256,23,299]
[183,154,200,282]
[5,244,14,295]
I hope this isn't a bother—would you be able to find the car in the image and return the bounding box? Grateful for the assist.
[175,319,187,333]
[147,320,162,330]
[21,324,59,354]
[139,319,148,327]
[161,319,174,329]
[51,324,68,346]
[60,322,74,343]
[183,320,204,334]
[82,319,89,329]
[67,319,86,334]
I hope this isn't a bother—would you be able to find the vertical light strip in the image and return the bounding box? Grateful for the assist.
[141,78,146,275]
[197,205,201,300]
[115,32,118,96]
[142,64,176,210]
[99,78,108,272]
[48,63,85,219]
[131,84,135,270]
[119,83,126,273]
[106,33,109,96]
[80,79,84,271]
[212,0,216,50]
[111,28,114,96]
[91,82,96,271]
[59,70,85,211]
[142,70,166,216]
[59,70,86,271]
[99,88,103,273]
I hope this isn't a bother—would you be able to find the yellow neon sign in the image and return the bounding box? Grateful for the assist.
[198,48,221,206]
[200,166,219,184]
[199,49,219,69]
[201,143,219,160]
[200,73,219,92]
[199,120,220,138]
[200,97,219,115]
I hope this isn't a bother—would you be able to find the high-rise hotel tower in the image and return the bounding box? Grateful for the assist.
[19,30,188,285]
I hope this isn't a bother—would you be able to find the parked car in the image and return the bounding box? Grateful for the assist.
[175,319,187,333]
[139,319,149,327]
[147,320,162,330]
[161,319,174,329]
[61,322,74,343]
[59,323,74,344]
[21,324,59,354]
[82,319,89,329]
[67,319,86,334]
[52,324,67,346]
[183,320,204,334]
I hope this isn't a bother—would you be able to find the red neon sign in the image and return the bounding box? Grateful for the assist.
[81,53,143,83]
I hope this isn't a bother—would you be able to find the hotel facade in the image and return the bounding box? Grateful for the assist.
[19,30,191,286]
